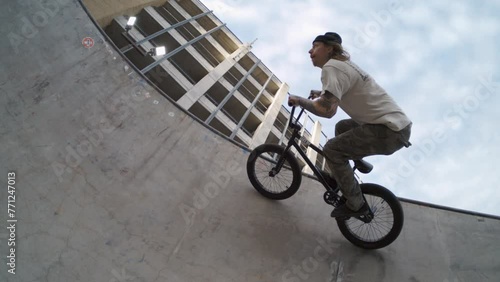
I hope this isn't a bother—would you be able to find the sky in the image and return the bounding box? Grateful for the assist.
[201,0,500,216]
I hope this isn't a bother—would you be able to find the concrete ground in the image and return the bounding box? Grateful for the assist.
[1,1,499,281]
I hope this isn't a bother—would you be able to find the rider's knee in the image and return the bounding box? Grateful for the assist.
[335,119,357,136]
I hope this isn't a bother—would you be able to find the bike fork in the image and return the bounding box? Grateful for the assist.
[357,194,374,223]
[270,146,292,176]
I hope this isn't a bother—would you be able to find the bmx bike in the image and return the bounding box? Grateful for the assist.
[246,104,404,249]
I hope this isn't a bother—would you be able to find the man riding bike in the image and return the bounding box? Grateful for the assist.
[288,32,412,218]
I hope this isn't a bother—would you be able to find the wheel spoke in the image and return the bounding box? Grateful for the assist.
[343,193,396,243]
[253,154,294,194]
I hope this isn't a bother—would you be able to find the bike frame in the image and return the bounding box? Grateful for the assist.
[276,105,342,200]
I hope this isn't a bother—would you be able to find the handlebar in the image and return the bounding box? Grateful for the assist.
[288,94,314,128]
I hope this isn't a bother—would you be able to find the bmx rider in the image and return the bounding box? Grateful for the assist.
[288,32,412,218]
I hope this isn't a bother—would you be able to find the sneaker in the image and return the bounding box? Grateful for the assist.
[331,202,369,218]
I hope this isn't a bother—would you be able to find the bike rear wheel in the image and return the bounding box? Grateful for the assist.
[246,144,302,200]
[336,183,404,249]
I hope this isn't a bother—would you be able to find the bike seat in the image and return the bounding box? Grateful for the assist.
[353,159,373,174]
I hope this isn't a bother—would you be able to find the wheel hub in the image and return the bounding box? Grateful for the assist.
[355,209,374,223]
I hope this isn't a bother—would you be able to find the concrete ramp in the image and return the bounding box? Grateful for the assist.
[1,1,499,281]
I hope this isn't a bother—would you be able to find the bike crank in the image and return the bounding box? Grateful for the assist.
[323,191,342,207]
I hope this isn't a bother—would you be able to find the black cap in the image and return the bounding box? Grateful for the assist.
[313,32,342,45]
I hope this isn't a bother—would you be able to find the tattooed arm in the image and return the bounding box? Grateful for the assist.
[288,91,339,118]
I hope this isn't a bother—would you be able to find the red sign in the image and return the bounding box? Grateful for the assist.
[82,37,94,48]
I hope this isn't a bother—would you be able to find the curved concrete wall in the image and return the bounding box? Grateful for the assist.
[0,1,499,281]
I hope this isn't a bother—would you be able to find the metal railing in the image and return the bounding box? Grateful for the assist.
[140,24,226,74]
[204,94,253,137]
[161,6,223,68]
[192,0,244,45]
[120,9,213,53]
[169,59,196,84]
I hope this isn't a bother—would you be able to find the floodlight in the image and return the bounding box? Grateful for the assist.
[155,46,166,56]
[148,46,166,57]
[125,17,136,31]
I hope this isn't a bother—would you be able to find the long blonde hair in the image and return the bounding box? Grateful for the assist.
[328,42,350,61]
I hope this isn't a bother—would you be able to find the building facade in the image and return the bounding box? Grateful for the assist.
[104,0,329,171]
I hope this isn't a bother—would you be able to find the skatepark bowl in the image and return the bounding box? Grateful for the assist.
[1,1,499,281]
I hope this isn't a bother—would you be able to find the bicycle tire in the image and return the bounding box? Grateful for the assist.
[336,183,404,249]
[246,144,302,200]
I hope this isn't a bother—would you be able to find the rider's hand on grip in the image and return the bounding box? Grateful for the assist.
[288,94,300,107]
[288,92,315,107]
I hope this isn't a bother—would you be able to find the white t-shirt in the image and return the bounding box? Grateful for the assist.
[321,59,411,131]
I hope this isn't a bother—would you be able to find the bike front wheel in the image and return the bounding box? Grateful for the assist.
[246,144,302,200]
[336,183,404,249]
